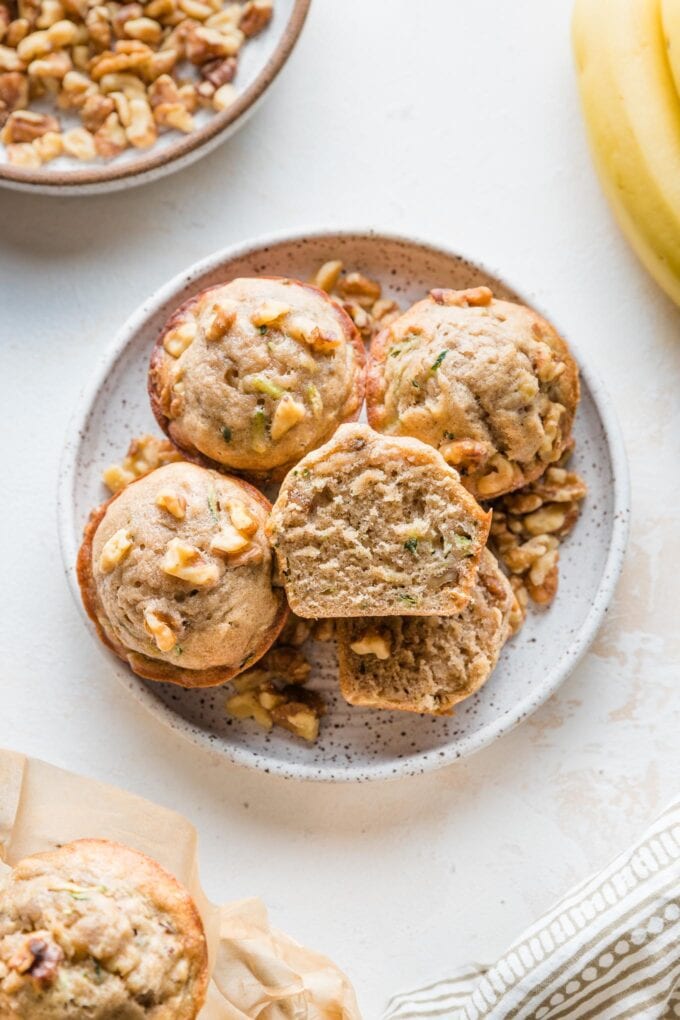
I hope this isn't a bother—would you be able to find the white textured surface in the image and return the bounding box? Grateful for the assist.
[1,1,679,1017]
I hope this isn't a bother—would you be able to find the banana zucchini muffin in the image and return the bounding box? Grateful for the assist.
[149,276,366,480]
[367,286,580,499]
[77,460,287,687]
[337,549,514,714]
[267,424,491,619]
[0,839,208,1019]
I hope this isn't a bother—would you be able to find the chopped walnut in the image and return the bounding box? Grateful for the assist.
[276,612,312,647]
[9,937,63,987]
[226,642,324,742]
[0,0,272,166]
[336,271,382,309]
[102,434,183,493]
[1,108,59,142]
[239,0,272,38]
[312,617,335,642]
[310,260,402,343]
[487,456,587,612]
[349,631,391,660]
[227,684,324,742]
[210,520,251,556]
[161,537,219,586]
[99,527,134,573]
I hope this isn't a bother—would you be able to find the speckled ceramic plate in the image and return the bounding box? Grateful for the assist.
[58,230,630,782]
[0,0,310,195]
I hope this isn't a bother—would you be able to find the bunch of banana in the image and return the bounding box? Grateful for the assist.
[573,0,680,306]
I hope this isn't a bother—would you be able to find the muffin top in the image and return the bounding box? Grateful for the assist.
[149,276,366,479]
[0,839,208,1020]
[77,461,287,687]
[367,286,579,498]
[337,549,515,714]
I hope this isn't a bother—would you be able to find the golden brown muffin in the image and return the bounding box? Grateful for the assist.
[267,424,491,619]
[148,276,366,480]
[0,839,208,1020]
[336,549,514,714]
[367,286,580,499]
[77,461,287,688]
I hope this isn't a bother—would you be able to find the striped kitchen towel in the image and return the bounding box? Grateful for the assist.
[384,798,680,1019]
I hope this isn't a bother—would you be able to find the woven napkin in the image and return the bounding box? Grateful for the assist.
[384,798,680,1020]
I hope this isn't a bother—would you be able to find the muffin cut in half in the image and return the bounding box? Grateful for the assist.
[367,286,580,499]
[0,839,208,1020]
[336,549,515,715]
[149,276,366,481]
[77,461,287,687]
[267,424,491,619]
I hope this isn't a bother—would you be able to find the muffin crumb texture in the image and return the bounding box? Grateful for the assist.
[267,423,491,619]
[337,549,514,714]
[0,839,208,1019]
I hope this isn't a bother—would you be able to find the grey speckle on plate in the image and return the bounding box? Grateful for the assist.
[57,230,630,782]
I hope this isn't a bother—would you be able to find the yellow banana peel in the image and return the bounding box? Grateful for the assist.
[573,0,680,306]
[661,0,680,100]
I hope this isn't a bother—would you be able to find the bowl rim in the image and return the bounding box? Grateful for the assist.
[0,0,311,190]
[57,227,631,782]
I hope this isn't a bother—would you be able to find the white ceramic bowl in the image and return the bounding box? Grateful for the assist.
[58,230,630,781]
[0,0,310,195]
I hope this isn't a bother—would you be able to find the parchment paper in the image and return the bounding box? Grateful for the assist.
[0,749,360,1019]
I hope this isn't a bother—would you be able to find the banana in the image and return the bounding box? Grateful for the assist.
[661,0,680,102]
[573,0,680,305]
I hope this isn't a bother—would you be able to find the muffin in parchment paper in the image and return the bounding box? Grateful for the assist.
[149,276,365,481]
[0,839,208,1019]
[367,286,579,499]
[77,460,287,687]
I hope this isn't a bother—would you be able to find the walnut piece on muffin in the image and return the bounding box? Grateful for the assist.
[336,549,514,714]
[148,276,366,481]
[267,423,491,619]
[0,839,208,1020]
[366,286,580,499]
[77,460,287,687]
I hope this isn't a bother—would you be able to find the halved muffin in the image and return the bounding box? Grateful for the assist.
[77,461,287,687]
[267,424,491,619]
[336,549,514,715]
[149,276,366,480]
[367,286,580,499]
[0,839,208,1020]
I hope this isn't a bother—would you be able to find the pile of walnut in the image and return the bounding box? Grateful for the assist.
[486,451,587,628]
[225,615,334,741]
[0,0,272,167]
[311,259,403,342]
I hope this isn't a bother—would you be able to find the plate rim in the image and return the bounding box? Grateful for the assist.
[0,0,311,193]
[57,227,631,782]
